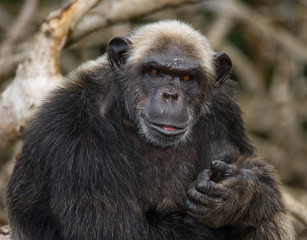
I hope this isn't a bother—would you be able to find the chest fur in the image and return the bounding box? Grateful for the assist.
[134,145,199,210]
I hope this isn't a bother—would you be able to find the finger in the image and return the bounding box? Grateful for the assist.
[195,179,217,194]
[187,186,223,206]
[195,181,229,199]
[211,160,239,176]
[197,169,212,181]
[211,160,231,172]
[186,199,207,217]
[195,179,228,198]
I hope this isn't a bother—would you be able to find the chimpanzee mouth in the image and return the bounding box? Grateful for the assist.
[151,124,187,136]
[143,117,187,136]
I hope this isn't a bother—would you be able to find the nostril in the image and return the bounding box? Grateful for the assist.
[163,91,178,102]
[163,92,171,100]
[172,93,178,101]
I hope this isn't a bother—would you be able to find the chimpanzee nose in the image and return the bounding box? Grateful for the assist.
[162,88,178,102]
[148,85,188,124]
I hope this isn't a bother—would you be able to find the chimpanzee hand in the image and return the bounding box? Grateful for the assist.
[186,160,255,228]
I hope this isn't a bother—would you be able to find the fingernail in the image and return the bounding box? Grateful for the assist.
[212,161,219,166]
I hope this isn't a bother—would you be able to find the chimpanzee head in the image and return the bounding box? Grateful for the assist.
[107,20,231,147]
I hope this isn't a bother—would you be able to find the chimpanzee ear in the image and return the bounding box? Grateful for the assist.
[107,36,131,74]
[213,52,232,88]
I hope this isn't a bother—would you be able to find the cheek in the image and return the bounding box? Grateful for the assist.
[187,88,210,117]
[121,74,148,117]
[136,95,150,113]
[182,81,199,96]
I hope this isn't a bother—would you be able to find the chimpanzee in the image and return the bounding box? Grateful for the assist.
[7,20,294,240]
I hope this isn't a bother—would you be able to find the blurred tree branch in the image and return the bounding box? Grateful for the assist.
[0,0,38,84]
[2,0,38,49]
[284,192,307,228]
[68,0,200,45]
[203,0,307,62]
[0,0,102,159]
[0,5,13,32]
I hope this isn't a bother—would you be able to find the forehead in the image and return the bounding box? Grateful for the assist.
[141,46,203,71]
[127,21,215,73]
[155,43,200,62]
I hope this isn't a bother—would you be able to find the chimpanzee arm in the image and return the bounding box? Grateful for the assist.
[186,156,295,240]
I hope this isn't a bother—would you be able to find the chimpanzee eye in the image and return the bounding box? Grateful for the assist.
[183,76,190,81]
[151,69,158,75]
[149,69,163,77]
[182,75,192,81]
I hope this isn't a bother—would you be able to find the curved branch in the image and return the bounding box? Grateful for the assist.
[2,0,38,47]
[0,0,101,155]
[203,0,307,62]
[284,192,307,227]
[68,0,201,45]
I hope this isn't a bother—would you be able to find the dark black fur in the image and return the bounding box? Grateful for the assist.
[7,21,293,240]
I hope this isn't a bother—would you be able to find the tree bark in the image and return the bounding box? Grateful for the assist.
[0,0,102,156]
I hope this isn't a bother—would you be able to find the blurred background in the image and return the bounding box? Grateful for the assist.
[0,0,306,237]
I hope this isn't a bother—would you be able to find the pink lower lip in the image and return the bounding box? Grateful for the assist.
[162,126,177,131]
